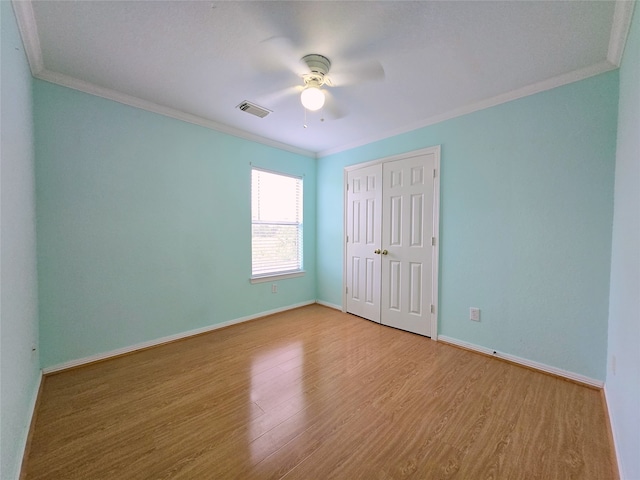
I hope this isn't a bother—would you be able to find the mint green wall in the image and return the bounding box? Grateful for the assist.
[606,5,640,479]
[34,81,316,368]
[317,71,618,381]
[1,3,40,479]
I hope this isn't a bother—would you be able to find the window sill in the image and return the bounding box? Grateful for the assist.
[250,271,306,284]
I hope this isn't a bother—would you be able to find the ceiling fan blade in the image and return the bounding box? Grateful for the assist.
[321,90,348,120]
[256,85,302,109]
[327,60,385,87]
[259,36,309,77]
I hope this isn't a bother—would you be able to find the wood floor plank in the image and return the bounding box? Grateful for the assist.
[23,305,618,479]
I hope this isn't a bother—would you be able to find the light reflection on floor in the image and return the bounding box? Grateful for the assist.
[249,341,306,464]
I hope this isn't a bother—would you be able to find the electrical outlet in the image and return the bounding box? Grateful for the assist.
[271,284,277,294]
[470,308,480,322]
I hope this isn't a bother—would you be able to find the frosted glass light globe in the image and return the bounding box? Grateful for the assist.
[300,87,325,111]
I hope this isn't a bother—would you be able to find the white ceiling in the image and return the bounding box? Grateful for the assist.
[14,1,634,157]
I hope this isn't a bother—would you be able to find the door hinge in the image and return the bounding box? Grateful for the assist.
[430,304,435,314]
[346,235,349,243]
[432,237,436,246]
[433,169,437,178]
[346,183,349,191]
[345,286,348,294]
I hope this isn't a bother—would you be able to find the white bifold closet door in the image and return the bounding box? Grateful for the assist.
[345,163,383,323]
[346,150,437,337]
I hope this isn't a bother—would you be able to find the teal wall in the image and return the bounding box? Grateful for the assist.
[9,7,632,474]
[34,81,316,368]
[317,71,619,381]
[0,2,41,479]
[606,5,640,479]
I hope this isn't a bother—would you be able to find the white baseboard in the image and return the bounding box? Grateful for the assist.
[603,384,624,478]
[19,370,43,479]
[42,301,316,374]
[438,335,604,388]
[315,300,343,311]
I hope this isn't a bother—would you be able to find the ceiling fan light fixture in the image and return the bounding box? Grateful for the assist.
[300,86,325,111]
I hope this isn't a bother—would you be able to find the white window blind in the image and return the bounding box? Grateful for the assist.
[251,168,303,277]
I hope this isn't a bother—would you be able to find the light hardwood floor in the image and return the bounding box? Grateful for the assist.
[23,304,618,479]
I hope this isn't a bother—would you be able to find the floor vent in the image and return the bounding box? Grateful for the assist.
[236,101,271,118]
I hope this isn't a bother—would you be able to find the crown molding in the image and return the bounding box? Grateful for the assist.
[11,0,43,75]
[12,0,630,161]
[317,60,617,159]
[608,0,636,67]
[11,0,315,158]
[34,69,315,158]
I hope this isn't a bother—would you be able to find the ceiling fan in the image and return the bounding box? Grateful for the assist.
[255,37,386,120]
[299,54,332,111]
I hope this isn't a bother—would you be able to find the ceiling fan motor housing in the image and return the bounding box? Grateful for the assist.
[302,54,331,76]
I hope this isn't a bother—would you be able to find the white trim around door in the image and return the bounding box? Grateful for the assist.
[343,146,441,340]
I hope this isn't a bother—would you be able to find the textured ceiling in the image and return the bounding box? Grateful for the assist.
[15,1,631,157]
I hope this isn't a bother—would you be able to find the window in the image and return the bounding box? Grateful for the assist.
[251,168,303,280]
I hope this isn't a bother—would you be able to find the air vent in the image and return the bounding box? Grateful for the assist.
[236,101,271,118]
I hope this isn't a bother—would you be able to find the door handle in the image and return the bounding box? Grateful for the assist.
[381,249,388,255]
[374,249,381,254]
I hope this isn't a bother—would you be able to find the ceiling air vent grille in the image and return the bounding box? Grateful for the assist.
[236,101,271,118]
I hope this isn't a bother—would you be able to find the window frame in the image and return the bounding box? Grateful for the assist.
[250,167,305,283]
